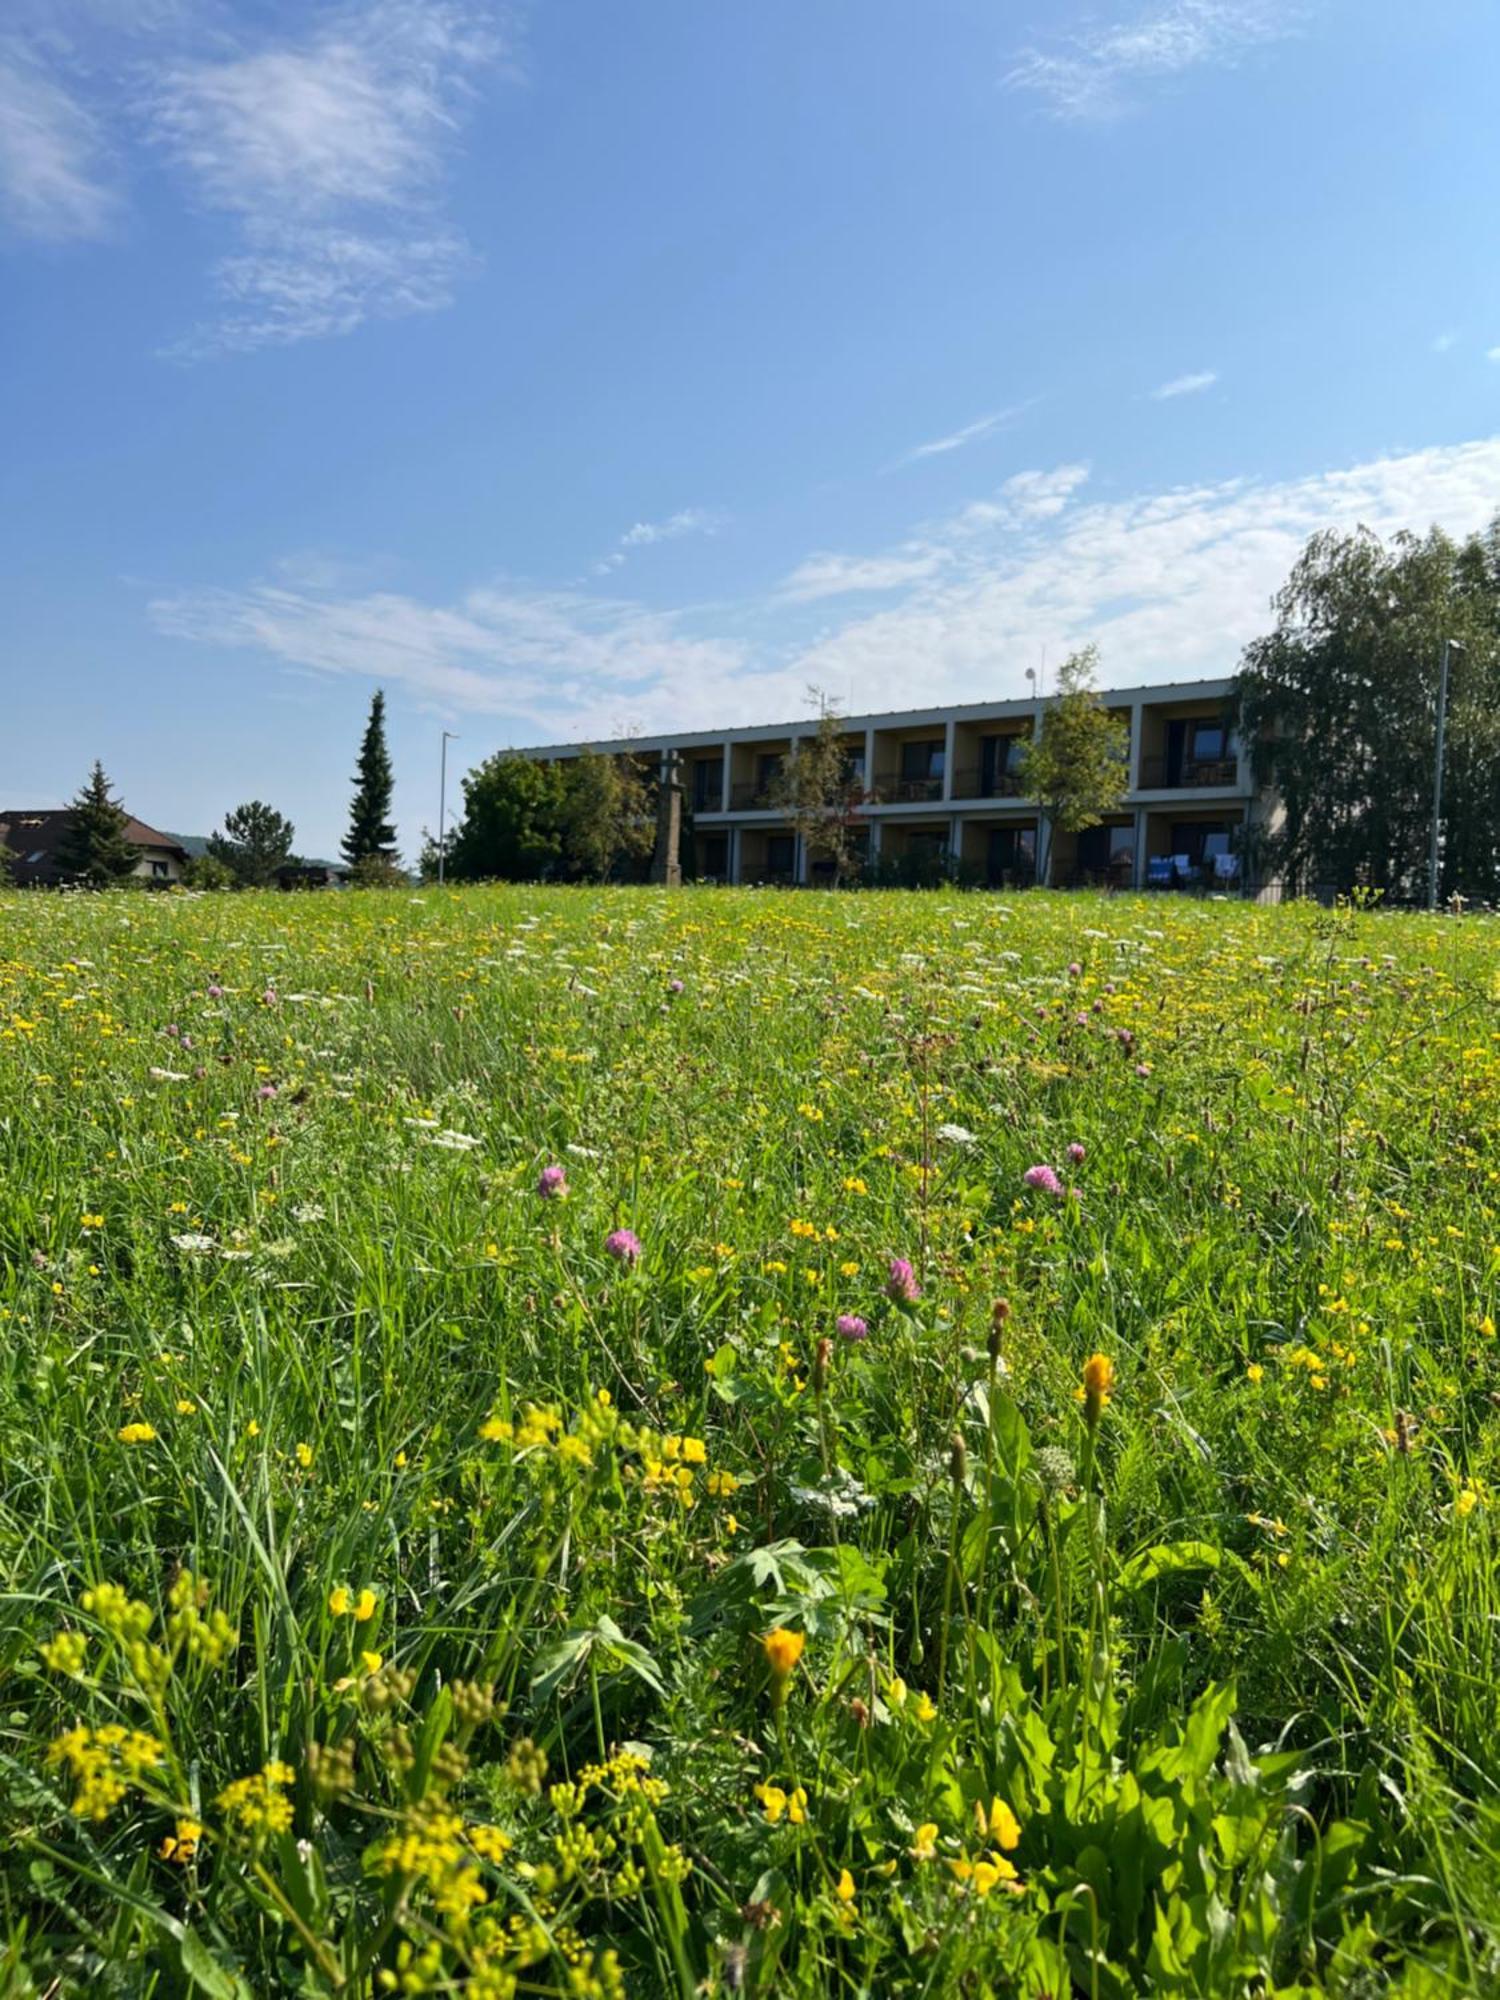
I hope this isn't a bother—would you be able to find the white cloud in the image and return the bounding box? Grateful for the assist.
[897,405,1029,465]
[1488,346,1500,364]
[619,508,721,549]
[1006,1,1294,120]
[150,437,1500,741]
[1431,331,1459,355]
[779,548,946,603]
[149,578,769,738]
[0,55,118,240]
[1150,369,1217,400]
[593,507,723,574]
[788,439,1500,705]
[782,465,1088,600]
[150,0,504,354]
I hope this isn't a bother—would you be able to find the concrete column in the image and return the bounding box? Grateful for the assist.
[728,825,741,885]
[942,718,957,802]
[864,726,877,802]
[1132,806,1148,890]
[1129,703,1145,789]
[796,831,810,885]
[720,741,731,812]
[948,813,961,865]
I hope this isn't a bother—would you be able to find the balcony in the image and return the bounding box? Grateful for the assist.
[878,775,945,804]
[950,767,1025,801]
[729,781,778,811]
[1138,754,1239,790]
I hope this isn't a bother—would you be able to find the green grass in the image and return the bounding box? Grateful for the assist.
[1,883,1497,1997]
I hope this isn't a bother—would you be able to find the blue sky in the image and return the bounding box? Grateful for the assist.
[3,0,1498,860]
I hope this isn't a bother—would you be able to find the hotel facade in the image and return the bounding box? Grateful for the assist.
[518,675,1272,892]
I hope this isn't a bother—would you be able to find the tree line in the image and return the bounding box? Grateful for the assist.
[2,692,404,890]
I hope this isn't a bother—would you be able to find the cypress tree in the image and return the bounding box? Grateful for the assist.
[341,690,400,871]
[56,762,138,886]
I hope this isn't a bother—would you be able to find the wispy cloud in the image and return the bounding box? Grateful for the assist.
[896,405,1029,466]
[150,578,759,734]
[0,54,118,240]
[1006,1,1295,120]
[1150,368,1217,400]
[594,507,723,573]
[150,0,506,355]
[782,465,1088,602]
[1488,346,1500,364]
[1431,331,1459,355]
[779,548,946,603]
[150,437,1500,740]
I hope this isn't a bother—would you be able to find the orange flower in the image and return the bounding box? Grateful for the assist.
[1082,1352,1115,1427]
[763,1627,806,1682]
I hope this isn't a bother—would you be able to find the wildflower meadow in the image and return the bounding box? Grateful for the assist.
[1,884,1497,1998]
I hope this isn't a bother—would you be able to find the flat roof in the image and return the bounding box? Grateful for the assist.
[511,674,1235,759]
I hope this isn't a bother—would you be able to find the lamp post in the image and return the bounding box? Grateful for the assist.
[438,730,458,886]
[1427,640,1460,911]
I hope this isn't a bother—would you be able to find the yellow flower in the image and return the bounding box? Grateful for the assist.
[353,1588,378,1623]
[295,1442,314,1469]
[1082,1352,1115,1426]
[763,1627,805,1681]
[41,1630,88,1674]
[328,1586,351,1617]
[361,1650,384,1674]
[1246,1363,1264,1383]
[117,1422,157,1445]
[910,1822,938,1861]
[159,1817,203,1864]
[835,1867,856,1904]
[754,1782,788,1824]
[981,1796,1021,1851]
[1455,1487,1479,1519]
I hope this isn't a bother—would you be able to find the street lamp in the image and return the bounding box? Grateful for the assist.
[438,730,459,886]
[1427,640,1461,911]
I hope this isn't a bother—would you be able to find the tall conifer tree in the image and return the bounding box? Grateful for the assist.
[341,691,399,871]
[56,762,138,886]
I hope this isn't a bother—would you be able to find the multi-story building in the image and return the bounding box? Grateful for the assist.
[516,675,1272,891]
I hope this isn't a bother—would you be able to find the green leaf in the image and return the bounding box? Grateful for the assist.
[178,1928,253,2000]
[1118,1541,1222,1592]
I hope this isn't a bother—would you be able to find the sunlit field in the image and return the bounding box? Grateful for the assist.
[2,884,1498,1998]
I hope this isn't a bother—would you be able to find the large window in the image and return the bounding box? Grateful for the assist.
[1075,823,1135,880]
[900,740,945,782]
[691,758,724,811]
[765,833,796,877]
[986,825,1036,884]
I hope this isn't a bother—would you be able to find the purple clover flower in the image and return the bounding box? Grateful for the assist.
[885,1256,921,1304]
[1023,1163,1064,1196]
[836,1313,869,1343]
[604,1228,641,1265]
[537,1164,568,1199]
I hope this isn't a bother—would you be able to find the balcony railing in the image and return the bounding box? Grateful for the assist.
[878,775,946,803]
[951,766,1026,801]
[1139,754,1240,789]
[729,781,779,810]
